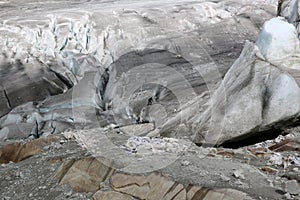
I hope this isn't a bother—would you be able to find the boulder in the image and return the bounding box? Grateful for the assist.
[283,180,300,195]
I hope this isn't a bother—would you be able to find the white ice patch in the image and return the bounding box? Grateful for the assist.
[256,17,300,69]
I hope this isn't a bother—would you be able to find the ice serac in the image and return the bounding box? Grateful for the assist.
[193,17,300,145]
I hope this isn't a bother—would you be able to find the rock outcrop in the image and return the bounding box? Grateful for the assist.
[55,157,114,193]
[0,136,57,163]
[54,156,257,200]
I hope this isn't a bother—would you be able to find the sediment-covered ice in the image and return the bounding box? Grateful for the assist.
[0,0,276,141]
